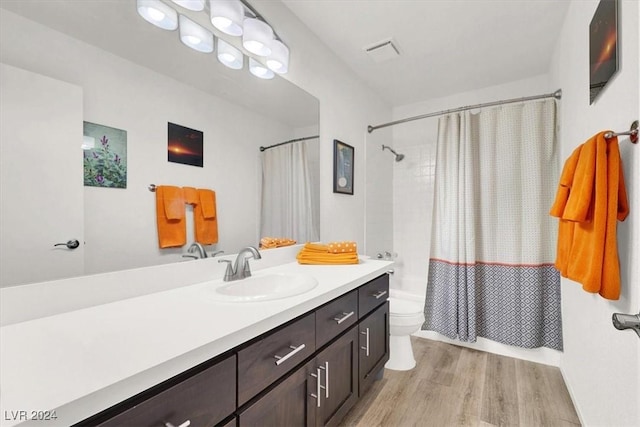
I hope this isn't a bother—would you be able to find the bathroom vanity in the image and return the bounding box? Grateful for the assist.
[0,257,392,427]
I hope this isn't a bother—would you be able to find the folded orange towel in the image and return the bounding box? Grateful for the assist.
[182,186,198,205]
[260,237,297,249]
[194,189,218,244]
[327,241,357,254]
[296,242,359,265]
[156,186,186,248]
[199,189,217,219]
[550,132,629,300]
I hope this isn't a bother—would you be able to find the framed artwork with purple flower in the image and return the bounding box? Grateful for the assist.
[82,121,127,188]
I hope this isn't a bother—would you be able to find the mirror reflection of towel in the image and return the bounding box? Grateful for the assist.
[156,186,186,248]
[195,189,218,244]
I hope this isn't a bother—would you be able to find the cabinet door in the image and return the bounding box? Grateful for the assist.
[314,327,359,427]
[358,301,389,396]
[239,360,316,427]
[94,355,236,427]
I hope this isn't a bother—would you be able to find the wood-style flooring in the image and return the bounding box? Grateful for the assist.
[339,337,580,427]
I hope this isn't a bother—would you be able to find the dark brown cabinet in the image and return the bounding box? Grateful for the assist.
[314,327,359,427]
[358,302,389,396]
[82,274,389,427]
[239,360,317,427]
[93,354,236,427]
[238,313,316,406]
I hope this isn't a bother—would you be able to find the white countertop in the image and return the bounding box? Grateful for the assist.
[0,258,392,427]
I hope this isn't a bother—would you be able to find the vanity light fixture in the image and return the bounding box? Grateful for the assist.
[217,39,244,69]
[137,0,289,76]
[179,15,214,53]
[266,39,289,74]
[137,0,179,30]
[210,0,244,36]
[243,17,273,56]
[171,0,206,11]
[249,57,274,79]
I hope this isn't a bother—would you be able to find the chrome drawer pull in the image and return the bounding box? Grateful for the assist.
[361,328,370,356]
[274,343,306,366]
[333,311,355,324]
[372,290,388,299]
[319,361,329,398]
[310,367,322,408]
[164,421,190,427]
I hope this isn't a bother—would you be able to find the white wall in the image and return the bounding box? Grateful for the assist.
[0,10,299,277]
[550,1,639,425]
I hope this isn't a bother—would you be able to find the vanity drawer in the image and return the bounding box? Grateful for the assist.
[238,312,316,406]
[315,290,358,348]
[96,354,236,427]
[358,274,389,319]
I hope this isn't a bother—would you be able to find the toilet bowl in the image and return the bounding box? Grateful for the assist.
[385,297,425,371]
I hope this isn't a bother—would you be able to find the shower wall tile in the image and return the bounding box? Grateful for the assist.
[392,128,437,296]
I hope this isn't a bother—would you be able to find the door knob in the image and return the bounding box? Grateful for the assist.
[54,239,80,249]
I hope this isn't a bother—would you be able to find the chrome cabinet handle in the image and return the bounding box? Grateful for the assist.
[333,311,355,324]
[319,361,329,398]
[361,328,370,356]
[54,239,80,249]
[274,344,306,366]
[373,290,388,299]
[165,421,190,427]
[310,367,322,408]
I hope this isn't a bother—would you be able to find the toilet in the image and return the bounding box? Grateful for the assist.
[385,297,425,371]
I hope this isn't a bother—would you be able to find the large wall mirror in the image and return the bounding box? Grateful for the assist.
[0,1,320,287]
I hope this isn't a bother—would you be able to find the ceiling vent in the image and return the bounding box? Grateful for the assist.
[364,38,400,63]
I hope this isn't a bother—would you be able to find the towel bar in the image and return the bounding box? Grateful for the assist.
[604,120,638,143]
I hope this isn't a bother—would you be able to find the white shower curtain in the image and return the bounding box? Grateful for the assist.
[260,141,319,243]
[423,99,563,350]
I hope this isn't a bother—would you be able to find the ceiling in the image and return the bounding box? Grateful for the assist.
[281,0,571,107]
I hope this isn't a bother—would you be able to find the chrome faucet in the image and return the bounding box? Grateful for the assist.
[187,242,208,259]
[218,246,261,281]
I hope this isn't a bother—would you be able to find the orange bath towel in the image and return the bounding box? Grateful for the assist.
[550,132,629,299]
[156,185,186,248]
[194,189,218,244]
[296,242,359,265]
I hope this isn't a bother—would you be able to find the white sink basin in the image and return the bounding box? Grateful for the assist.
[210,273,319,302]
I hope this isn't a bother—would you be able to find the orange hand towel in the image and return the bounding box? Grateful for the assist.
[550,132,629,300]
[156,186,186,248]
[194,189,218,244]
[199,189,217,219]
[182,186,198,205]
[327,241,357,254]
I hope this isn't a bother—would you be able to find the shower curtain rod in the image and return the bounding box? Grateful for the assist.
[367,89,562,133]
[259,135,319,152]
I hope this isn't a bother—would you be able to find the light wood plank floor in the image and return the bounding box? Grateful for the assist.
[339,337,580,427]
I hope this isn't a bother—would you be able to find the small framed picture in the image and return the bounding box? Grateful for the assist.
[333,139,354,195]
[589,0,618,104]
[168,122,204,167]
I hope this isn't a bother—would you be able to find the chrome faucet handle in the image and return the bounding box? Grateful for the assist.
[211,250,224,257]
[187,243,207,258]
[218,259,234,281]
[181,254,198,260]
